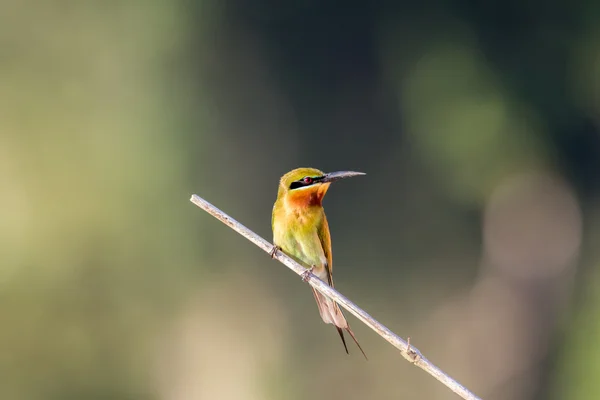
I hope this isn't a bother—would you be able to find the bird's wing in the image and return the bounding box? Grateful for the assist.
[317,213,334,287]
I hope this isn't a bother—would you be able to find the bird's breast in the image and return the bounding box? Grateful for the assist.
[272,207,327,271]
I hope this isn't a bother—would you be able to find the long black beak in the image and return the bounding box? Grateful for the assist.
[320,171,366,183]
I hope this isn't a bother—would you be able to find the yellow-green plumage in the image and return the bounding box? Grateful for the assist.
[272,167,366,358]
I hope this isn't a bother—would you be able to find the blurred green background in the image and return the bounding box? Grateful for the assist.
[2,0,600,399]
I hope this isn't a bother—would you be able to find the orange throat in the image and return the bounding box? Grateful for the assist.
[286,182,331,208]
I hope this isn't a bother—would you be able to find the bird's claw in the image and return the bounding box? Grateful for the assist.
[406,337,421,364]
[301,265,315,282]
[269,245,281,259]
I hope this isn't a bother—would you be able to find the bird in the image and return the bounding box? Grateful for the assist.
[271,167,367,358]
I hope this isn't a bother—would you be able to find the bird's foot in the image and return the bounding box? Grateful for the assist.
[406,337,421,364]
[269,245,281,259]
[301,265,315,282]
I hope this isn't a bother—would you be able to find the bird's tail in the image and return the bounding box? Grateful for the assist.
[311,288,368,360]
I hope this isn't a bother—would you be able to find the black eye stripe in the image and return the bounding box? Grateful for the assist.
[289,176,322,190]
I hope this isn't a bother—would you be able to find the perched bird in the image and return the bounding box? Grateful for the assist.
[271,167,367,358]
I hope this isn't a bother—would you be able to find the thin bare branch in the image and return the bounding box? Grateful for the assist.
[190,194,481,400]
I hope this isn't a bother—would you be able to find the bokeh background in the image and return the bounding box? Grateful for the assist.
[2,1,600,399]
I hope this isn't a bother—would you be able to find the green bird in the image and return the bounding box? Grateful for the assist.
[271,167,367,358]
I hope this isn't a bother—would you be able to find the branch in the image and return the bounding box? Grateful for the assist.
[190,194,481,400]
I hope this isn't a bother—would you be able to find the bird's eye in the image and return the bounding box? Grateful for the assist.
[303,177,313,184]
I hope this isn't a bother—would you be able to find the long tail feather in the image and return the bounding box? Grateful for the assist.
[312,288,367,359]
[336,327,349,354]
[345,325,368,360]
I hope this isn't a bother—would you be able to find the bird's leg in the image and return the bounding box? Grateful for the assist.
[301,265,315,282]
[269,245,281,259]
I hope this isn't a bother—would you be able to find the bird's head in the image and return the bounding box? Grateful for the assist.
[277,167,365,207]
